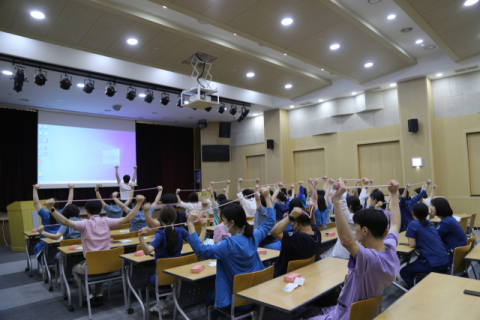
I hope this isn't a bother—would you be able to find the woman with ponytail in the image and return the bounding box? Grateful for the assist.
[138,205,193,316]
[400,203,449,288]
[186,187,275,320]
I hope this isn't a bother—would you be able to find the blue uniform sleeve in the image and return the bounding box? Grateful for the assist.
[296,186,304,199]
[399,196,407,208]
[405,222,417,239]
[148,205,155,215]
[58,225,68,235]
[37,208,50,223]
[150,232,164,249]
[186,232,230,259]
[104,204,111,213]
[253,208,275,244]
[436,220,449,239]
[257,205,267,217]
[410,190,426,205]
[181,228,190,239]
[58,208,64,214]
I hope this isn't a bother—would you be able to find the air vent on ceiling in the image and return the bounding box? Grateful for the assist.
[467,66,479,71]
[365,87,382,92]
[455,65,478,73]
[455,68,467,73]
[181,52,218,66]
[299,101,313,106]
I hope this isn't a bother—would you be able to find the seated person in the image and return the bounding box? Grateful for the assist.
[304,179,401,320]
[400,203,449,288]
[368,190,391,228]
[114,188,153,233]
[236,178,256,217]
[142,189,188,229]
[176,189,212,214]
[431,198,467,267]
[272,184,289,222]
[95,183,125,218]
[213,200,235,243]
[399,180,431,232]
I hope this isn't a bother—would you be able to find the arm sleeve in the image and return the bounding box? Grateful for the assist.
[359,188,367,207]
[296,186,304,199]
[253,207,276,244]
[237,192,247,206]
[150,232,163,248]
[410,190,426,205]
[186,232,230,259]
[148,205,155,215]
[106,217,119,229]
[340,193,354,224]
[58,225,68,235]
[73,220,86,232]
[178,201,192,211]
[104,204,111,213]
[436,221,448,238]
[37,208,49,223]
[257,205,267,217]
[405,223,417,239]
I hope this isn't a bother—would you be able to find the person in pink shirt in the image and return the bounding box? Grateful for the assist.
[213,199,233,243]
[303,179,401,320]
[45,193,144,304]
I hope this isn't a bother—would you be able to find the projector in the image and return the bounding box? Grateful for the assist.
[181,87,218,110]
[190,94,211,104]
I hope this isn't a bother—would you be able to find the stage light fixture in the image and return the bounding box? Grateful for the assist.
[176,97,183,108]
[161,92,170,105]
[218,102,226,114]
[105,82,117,97]
[126,86,136,101]
[237,106,250,122]
[144,89,154,103]
[83,79,95,94]
[13,68,27,93]
[59,73,72,90]
[205,107,212,112]
[229,105,237,116]
[33,69,47,86]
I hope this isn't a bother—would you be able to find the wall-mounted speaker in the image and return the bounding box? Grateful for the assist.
[408,119,418,133]
[267,139,274,150]
[219,122,231,138]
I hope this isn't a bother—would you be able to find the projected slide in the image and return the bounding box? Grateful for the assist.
[37,124,136,188]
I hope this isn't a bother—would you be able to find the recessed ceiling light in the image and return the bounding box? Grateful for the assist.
[364,62,373,68]
[352,92,357,95]
[321,68,324,71]
[421,44,425,47]
[290,105,294,108]
[416,39,423,44]
[424,45,436,50]
[281,18,293,26]
[401,27,413,33]
[2,70,12,75]
[127,38,138,45]
[30,11,45,19]
[252,113,258,116]
[77,83,85,88]
[330,44,340,50]
[390,83,397,87]
[319,99,324,102]
[246,72,255,78]
[285,84,292,89]
[139,93,146,98]
[368,0,382,3]
[387,14,396,20]
[464,0,479,6]
[234,33,237,36]
[162,5,167,8]
[104,109,111,112]
[436,73,443,77]
[284,53,287,56]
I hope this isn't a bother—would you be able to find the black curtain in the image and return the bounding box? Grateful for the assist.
[0,109,194,211]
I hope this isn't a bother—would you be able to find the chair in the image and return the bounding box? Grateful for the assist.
[112,223,130,230]
[246,217,254,222]
[459,216,468,234]
[467,233,477,248]
[55,239,83,286]
[145,254,197,320]
[450,243,473,277]
[348,294,383,320]
[111,232,137,240]
[208,266,274,320]
[287,255,315,273]
[467,213,477,235]
[77,247,125,320]
[326,222,336,229]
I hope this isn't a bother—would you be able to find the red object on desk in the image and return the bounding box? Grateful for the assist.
[325,232,336,237]
[69,245,79,250]
[257,249,267,255]
[284,272,302,283]
[191,265,205,273]
[31,229,38,233]
[110,238,114,243]
[134,250,145,257]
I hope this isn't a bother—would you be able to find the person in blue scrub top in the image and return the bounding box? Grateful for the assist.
[400,203,449,288]
[431,198,467,267]
[95,183,124,218]
[32,184,73,270]
[399,180,431,232]
[114,189,154,232]
[186,187,275,320]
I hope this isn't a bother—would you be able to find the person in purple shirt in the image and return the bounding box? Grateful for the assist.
[399,180,431,232]
[304,179,401,320]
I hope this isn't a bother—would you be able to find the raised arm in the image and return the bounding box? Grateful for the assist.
[132,166,137,183]
[311,180,319,210]
[402,183,410,198]
[199,218,208,242]
[112,192,130,214]
[143,203,160,228]
[387,181,401,234]
[322,176,328,192]
[332,179,359,258]
[45,199,76,229]
[208,185,215,204]
[176,189,182,205]
[429,184,436,201]
[296,183,304,199]
[37,225,63,240]
[153,186,163,208]
[95,184,106,208]
[33,184,42,212]
[271,183,281,203]
[254,185,262,209]
[271,207,300,241]
[124,185,135,207]
[237,178,243,194]
[118,195,145,226]
[138,227,155,255]
[66,183,74,205]
[225,180,230,199]
[353,180,360,197]
[115,165,121,184]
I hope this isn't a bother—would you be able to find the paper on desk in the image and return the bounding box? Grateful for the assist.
[119,230,129,233]
[293,277,305,286]
[77,246,83,250]
[282,283,298,292]
[208,261,217,267]
[120,240,132,243]
[454,216,461,222]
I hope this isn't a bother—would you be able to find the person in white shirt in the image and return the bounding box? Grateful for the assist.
[176,189,212,214]
[115,165,137,202]
[236,178,256,217]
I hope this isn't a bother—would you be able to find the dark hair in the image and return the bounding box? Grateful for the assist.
[221,204,253,237]
[430,198,453,218]
[294,211,312,227]
[217,194,227,202]
[281,187,287,194]
[347,196,363,213]
[213,191,217,201]
[188,192,198,202]
[260,195,266,207]
[317,189,325,196]
[63,204,80,219]
[159,205,178,255]
[269,190,273,196]
[277,191,287,203]
[123,175,130,184]
[161,193,177,204]
[412,203,429,226]
[317,194,327,212]
[353,208,388,239]
[287,189,292,196]
[242,188,254,198]
[399,188,410,200]
[288,198,303,214]
[85,200,102,215]
[370,191,386,209]
[414,188,428,199]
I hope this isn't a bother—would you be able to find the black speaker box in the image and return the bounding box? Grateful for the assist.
[219,122,231,138]
[408,119,419,132]
[267,139,274,150]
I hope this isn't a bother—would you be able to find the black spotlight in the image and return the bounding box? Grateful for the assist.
[144,89,154,103]
[34,69,47,86]
[83,79,95,94]
[218,102,225,114]
[205,107,212,112]
[105,82,117,97]
[126,86,136,101]
[59,74,72,90]
[13,68,27,93]
[229,105,237,116]
[161,92,170,105]
[237,107,250,122]
[176,97,183,108]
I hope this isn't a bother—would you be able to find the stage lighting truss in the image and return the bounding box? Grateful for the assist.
[144,89,154,103]
[218,102,226,114]
[229,105,237,116]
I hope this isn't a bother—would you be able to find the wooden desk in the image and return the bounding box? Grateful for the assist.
[236,258,348,314]
[377,273,480,320]
[110,229,135,236]
[465,242,480,262]
[396,231,414,254]
[430,213,474,223]
[320,227,338,243]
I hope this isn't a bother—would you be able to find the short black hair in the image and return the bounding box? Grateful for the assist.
[63,204,80,219]
[288,198,303,214]
[85,200,102,215]
[281,188,287,194]
[347,196,363,213]
[161,193,177,204]
[213,191,217,201]
[221,204,254,238]
[277,191,286,203]
[431,198,453,218]
[269,190,273,196]
[399,188,410,199]
[412,203,429,226]
[294,211,311,227]
[370,191,386,209]
[414,187,428,198]
[188,192,198,202]
[123,175,130,184]
[217,194,227,202]
[242,188,254,198]
[353,208,388,239]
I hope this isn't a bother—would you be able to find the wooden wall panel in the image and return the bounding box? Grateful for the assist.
[294,149,326,186]
[246,155,266,189]
[467,132,480,196]
[358,141,403,186]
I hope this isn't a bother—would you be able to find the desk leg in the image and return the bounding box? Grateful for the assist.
[122,260,128,311]
[258,306,265,320]
[391,280,408,293]
[25,239,33,277]
[172,282,189,320]
[44,246,53,291]
[60,255,74,311]
[125,263,145,319]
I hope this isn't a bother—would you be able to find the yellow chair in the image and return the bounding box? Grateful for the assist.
[348,294,383,320]
[208,266,274,320]
[112,223,130,230]
[111,232,137,240]
[55,239,83,287]
[467,233,477,248]
[287,255,315,273]
[145,254,197,320]
[459,216,468,233]
[450,243,473,276]
[246,217,254,222]
[467,213,477,235]
[326,222,336,229]
[77,247,125,320]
